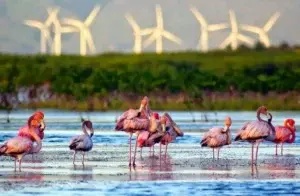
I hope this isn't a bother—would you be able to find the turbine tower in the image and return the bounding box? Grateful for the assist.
[125,13,152,54]
[240,12,280,47]
[219,10,255,50]
[190,6,228,52]
[143,5,182,54]
[24,8,58,53]
[63,6,100,55]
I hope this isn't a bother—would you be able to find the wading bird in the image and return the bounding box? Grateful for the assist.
[160,113,184,157]
[201,117,232,160]
[0,118,42,172]
[69,120,94,166]
[115,96,152,166]
[235,106,275,165]
[137,112,165,158]
[272,118,296,155]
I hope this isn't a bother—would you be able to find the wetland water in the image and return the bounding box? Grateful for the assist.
[0,109,300,195]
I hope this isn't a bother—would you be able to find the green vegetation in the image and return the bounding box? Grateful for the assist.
[1,48,300,111]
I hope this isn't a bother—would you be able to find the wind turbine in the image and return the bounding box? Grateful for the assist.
[47,7,77,55]
[190,6,228,52]
[125,13,153,54]
[240,12,280,47]
[143,5,182,54]
[24,8,59,53]
[62,6,100,55]
[219,10,254,50]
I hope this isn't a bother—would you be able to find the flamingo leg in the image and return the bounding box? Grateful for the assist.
[14,159,17,172]
[133,137,138,166]
[165,144,168,158]
[251,143,254,166]
[255,142,260,165]
[129,134,132,167]
[82,152,85,166]
[281,143,283,155]
[213,148,215,160]
[152,145,155,156]
[73,151,77,165]
[217,148,220,160]
[32,154,34,161]
[140,148,143,157]
[275,144,278,156]
[19,158,22,172]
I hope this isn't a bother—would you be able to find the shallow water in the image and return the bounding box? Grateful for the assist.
[0,109,300,195]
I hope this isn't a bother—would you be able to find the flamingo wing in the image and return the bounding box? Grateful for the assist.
[274,126,293,143]
[201,127,227,147]
[69,135,92,151]
[3,136,33,155]
[235,120,271,141]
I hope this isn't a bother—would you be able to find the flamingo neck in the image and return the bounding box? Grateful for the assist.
[287,131,296,143]
[30,142,42,153]
[82,123,88,136]
[226,129,231,145]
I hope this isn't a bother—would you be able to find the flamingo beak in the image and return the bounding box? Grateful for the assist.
[90,128,94,138]
[138,104,145,112]
[40,120,45,131]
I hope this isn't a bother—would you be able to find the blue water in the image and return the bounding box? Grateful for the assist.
[1,109,300,195]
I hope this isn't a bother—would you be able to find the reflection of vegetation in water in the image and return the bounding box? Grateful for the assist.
[1,49,300,112]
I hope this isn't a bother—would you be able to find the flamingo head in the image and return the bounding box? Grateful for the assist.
[153,112,160,120]
[284,119,296,131]
[33,111,45,131]
[258,105,269,116]
[160,116,167,133]
[222,116,231,131]
[138,96,149,112]
[83,120,94,137]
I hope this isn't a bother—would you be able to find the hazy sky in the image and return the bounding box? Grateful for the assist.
[0,0,299,54]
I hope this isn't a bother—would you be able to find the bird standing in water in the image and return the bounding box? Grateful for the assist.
[235,106,275,166]
[0,118,42,172]
[201,117,232,160]
[69,120,94,166]
[272,119,296,155]
[115,96,152,166]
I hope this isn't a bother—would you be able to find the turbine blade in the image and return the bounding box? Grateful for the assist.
[240,24,262,34]
[62,18,83,29]
[125,13,140,32]
[45,7,60,26]
[85,5,101,26]
[140,28,154,36]
[84,30,96,53]
[190,7,207,27]
[24,20,44,29]
[156,4,163,28]
[207,24,228,31]
[143,33,156,48]
[219,36,232,48]
[162,31,181,44]
[263,12,280,32]
[237,34,254,45]
[61,26,78,33]
[229,10,238,32]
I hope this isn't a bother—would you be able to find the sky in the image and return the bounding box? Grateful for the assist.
[0,0,299,54]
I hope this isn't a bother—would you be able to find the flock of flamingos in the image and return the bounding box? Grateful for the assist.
[0,96,296,172]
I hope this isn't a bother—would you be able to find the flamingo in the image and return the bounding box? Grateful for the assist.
[0,118,42,172]
[69,120,94,166]
[160,113,184,157]
[115,96,152,166]
[18,111,45,141]
[137,112,165,157]
[201,117,232,160]
[272,118,296,155]
[235,106,275,165]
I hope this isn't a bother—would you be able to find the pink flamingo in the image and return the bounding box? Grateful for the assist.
[0,119,42,172]
[18,111,45,141]
[201,117,232,160]
[69,120,94,166]
[160,113,184,157]
[137,113,165,157]
[235,106,275,165]
[115,96,151,166]
[272,118,296,155]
